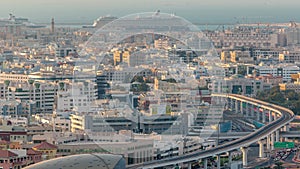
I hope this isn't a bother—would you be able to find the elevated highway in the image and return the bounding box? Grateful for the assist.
[193,131,300,139]
[127,94,295,169]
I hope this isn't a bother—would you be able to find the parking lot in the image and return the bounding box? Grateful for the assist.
[273,148,297,162]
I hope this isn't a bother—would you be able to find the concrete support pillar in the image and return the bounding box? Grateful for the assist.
[230,98,234,110]
[228,151,232,165]
[275,130,280,142]
[203,158,208,169]
[217,154,221,169]
[283,124,290,132]
[262,110,266,123]
[256,107,260,121]
[280,127,285,142]
[271,133,275,150]
[235,100,239,114]
[266,135,270,150]
[246,103,250,117]
[240,147,248,167]
[258,140,265,158]
[269,111,272,123]
[251,104,255,117]
[240,101,245,115]
[188,163,192,169]
[274,112,277,121]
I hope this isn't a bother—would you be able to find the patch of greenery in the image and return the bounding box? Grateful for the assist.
[130,76,150,93]
[162,78,177,83]
[256,86,300,115]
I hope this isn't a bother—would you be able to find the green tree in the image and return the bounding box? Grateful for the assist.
[274,161,283,169]
[28,79,35,84]
[162,78,177,83]
[256,90,266,99]
[255,86,300,115]
[138,83,149,92]
[131,76,144,83]
[59,82,65,90]
[270,86,280,95]
[34,83,40,89]
[130,83,149,93]
[4,80,10,87]
[285,90,299,100]
[270,92,285,103]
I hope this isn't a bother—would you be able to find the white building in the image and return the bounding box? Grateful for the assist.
[5,81,56,114]
[255,64,300,82]
[0,82,54,116]
[56,80,97,112]
[210,75,271,96]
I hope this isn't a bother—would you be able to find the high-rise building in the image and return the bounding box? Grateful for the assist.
[51,18,55,34]
[96,75,110,99]
[113,49,131,66]
[286,27,300,46]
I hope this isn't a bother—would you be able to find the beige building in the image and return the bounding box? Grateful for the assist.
[279,82,300,93]
[0,73,29,83]
[154,38,171,50]
[229,50,253,63]
[291,73,300,82]
[205,29,278,48]
[279,51,300,63]
[113,49,131,66]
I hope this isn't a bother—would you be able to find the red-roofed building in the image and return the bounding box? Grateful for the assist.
[0,150,18,158]
[32,142,57,160]
[0,150,24,169]
[27,149,42,165]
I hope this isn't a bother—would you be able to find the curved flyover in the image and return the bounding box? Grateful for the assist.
[127,94,295,169]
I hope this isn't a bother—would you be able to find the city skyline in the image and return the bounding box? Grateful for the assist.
[0,0,300,23]
[0,2,300,169]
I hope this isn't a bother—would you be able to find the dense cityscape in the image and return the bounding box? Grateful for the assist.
[0,2,300,169]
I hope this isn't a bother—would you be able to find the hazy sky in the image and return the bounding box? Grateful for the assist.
[0,0,299,23]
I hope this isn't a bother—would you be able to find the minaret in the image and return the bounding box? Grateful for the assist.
[51,18,55,33]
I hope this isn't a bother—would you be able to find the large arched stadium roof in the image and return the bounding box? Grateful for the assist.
[24,153,125,169]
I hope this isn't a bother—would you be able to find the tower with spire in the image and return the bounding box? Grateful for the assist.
[51,18,55,34]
